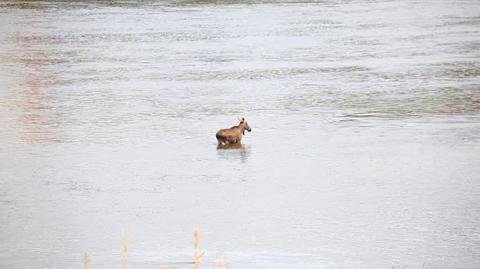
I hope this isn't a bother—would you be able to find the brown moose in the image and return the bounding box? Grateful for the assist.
[216,118,252,146]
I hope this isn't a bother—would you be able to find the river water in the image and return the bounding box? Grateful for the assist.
[0,1,479,268]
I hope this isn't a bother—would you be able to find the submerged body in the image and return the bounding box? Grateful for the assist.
[216,118,252,146]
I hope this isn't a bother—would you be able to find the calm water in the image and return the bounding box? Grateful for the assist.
[1,1,480,268]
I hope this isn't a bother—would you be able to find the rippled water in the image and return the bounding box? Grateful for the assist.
[1,1,480,268]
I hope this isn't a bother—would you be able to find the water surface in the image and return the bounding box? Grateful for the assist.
[1,1,480,268]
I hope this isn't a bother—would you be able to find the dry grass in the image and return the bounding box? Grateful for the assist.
[193,228,205,269]
[82,235,446,269]
[120,228,132,269]
[82,228,216,269]
[213,252,230,269]
[83,252,90,269]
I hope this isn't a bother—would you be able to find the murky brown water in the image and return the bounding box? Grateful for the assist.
[1,1,480,268]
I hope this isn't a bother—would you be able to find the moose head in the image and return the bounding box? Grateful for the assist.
[239,117,251,135]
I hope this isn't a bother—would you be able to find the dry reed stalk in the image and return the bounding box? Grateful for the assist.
[121,229,132,269]
[193,228,205,269]
[83,252,91,269]
[213,252,229,269]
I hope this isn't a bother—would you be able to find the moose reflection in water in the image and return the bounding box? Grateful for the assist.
[216,143,251,163]
[216,118,252,148]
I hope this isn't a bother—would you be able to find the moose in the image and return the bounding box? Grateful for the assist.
[216,118,252,146]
